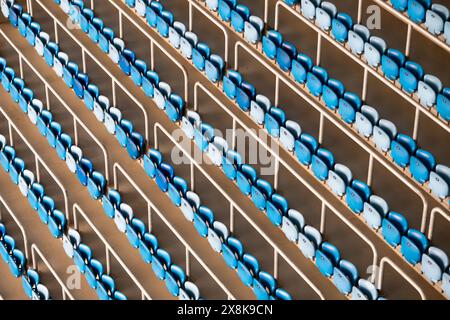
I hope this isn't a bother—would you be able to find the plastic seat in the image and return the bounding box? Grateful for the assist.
[421,246,449,283]
[236,81,256,111]
[28,183,45,211]
[327,163,351,197]
[206,0,219,11]
[180,31,198,59]
[355,105,379,137]
[391,134,417,168]
[48,209,66,238]
[292,53,313,84]
[157,10,174,38]
[418,74,441,108]
[408,0,431,23]
[362,202,383,230]
[73,243,92,274]
[237,254,260,287]
[332,12,353,43]
[244,15,264,44]
[222,237,243,269]
[9,249,25,277]
[262,30,282,60]
[236,164,257,196]
[223,150,242,180]
[87,171,106,200]
[348,24,370,55]
[276,41,297,72]
[139,232,158,264]
[323,78,345,110]
[316,2,337,31]
[9,157,25,185]
[312,148,335,181]
[99,27,114,53]
[97,274,116,300]
[400,61,424,94]
[266,194,288,227]
[37,195,54,225]
[119,49,136,76]
[62,228,81,259]
[382,49,406,81]
[192,42,210,71]
[76,158,93,186]
[102,189,121,219]
[205,54,225,83]
[295,133,319,165]
[409,149,436,184]
[231,4,250,33]
[218,0,236,22]
[298,225,322,259]
[251,178,273,211]
[250,95,270,125]
[301,0,319,20]
[169,21,186,49]
[382,211,408,247]
[401,229,429,265]
[223,69,242,99]
[22,269,40,299]
[429,164,450,199]
[146,1,163,27]
[85,259,104,290]
[373,119,397,152]
[265,107,286,138]
[194,206,214,238]
[307,66,328,97]
[126,218,146,249]
[280,120,301,151]
[351,279,378,300]
[391,0,408,11]
[333,260,359,294]
[437,89,450,121]
[346,179,371,213]
[316,242,341,277]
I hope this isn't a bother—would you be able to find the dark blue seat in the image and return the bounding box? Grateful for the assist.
[399,61,424,94]
[146,1,163,27]
[408,0,431,23]
[391,134,417,168]
[409,149,436,183]
[266,194,288,227]
[295,133,319,165]
[236,164,257,196]
[157,10,174,38]
[192,42,210,71]
[223,150,242,180]
[119,49,136,76]
[168,176,188,207]
[292,53,313,84]
[323,78,345,110]
[346,179,372,213]
[382,49,406,81]
[48,209,66,238]
[251,178,273,211]
[331,13,353,43]
[237,253,259,287]
[401,229,429,265]
[222,237,243,269]
[437,88,450,121]
[231,4,250,33]
[262,30,282,60]
[316,242,341,277]
[73,243,92,274]
[102,189,121,219]
[223,69,242,99]
[126,218,147,249]
[236,81,256,111]
[130,59,147,87]
[333,260,359,295]
[307,66,328,97]
[276,41,297,72]
[139,232,158,264]
[143,149,162,179]
[382,211,408,247]
[37,195,54,225]
[265,107,286,138]
[311,148,335,181]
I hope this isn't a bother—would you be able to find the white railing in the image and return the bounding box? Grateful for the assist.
[0,195,29,258]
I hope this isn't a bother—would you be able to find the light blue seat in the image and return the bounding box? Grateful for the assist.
[48,209,66,239]
[333,260,359,295]
[348,24,370,55]
[143,149,162,179]
[429,164,450,199]
[244,16,264,44]
[139,232,158,264]
[355,105,379,137]
[206,0,219,11]
[73,73,89,99]
[312,148,335,181]
[316,242,340,277]
[250,94,270,125]
[237,254,259,287]
[400,61,424,94]
[275,288,292,300]
[116,119,133,148]
[365,36,387,67]
[292,53,313,84]
[262,30,282,60]
[80,8,94,33]
[88,17,103,43]
[323,78,345,110]
[327,163,352,197]
[425,3,450,35]
[373,119,397,152]
[168,21,186,49]
[298,225,322,259]
[391,133,417,168]
[445,21,450,45]
[194,123,214,152]
[351,279,378,300]
[280,120,301,151]
[62,228,80,259]
[401,229,429,265]
[18,12,31,38]
[180,31,198,59]
[10,77,24,103]
[258,271,277,297]
[382,48,406,81]
[231,4,250,33]
[282,209,305,242]
[130,59,147,87]
[418,74,441,108]
[46,121,62,149]
[443,272,450,298]
[301,0,319,20]
[331,12,353,43]
[1,145,15,172]
[421,247,449,283]
[363,202,383,230]
[1,67,15,92]
[8,3,21,28]
[165,264,186,297]
[315,2,337,31]
[63,61,78,88]
[152,248,171,280]
[0,234,15,263]
[222,237,243,269]
[251,178,273,210]
[382,211,408,247]
[142,70,159,98]
[55,133,72,161]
